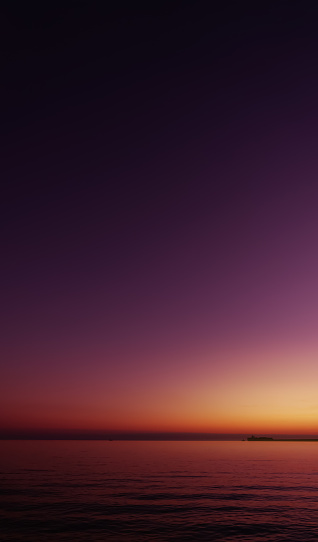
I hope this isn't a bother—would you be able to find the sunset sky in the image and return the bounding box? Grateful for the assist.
[2,1,318,438]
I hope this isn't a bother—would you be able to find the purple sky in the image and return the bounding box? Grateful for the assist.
[2,1,318,437]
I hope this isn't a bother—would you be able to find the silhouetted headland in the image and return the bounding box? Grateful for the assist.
[248,435,318,441]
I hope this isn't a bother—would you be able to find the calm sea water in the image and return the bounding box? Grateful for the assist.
[1,440,318,541]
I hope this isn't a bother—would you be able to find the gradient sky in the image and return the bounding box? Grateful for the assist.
[2,1,318,437]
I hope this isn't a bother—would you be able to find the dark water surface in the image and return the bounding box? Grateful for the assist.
[1,440,318,541]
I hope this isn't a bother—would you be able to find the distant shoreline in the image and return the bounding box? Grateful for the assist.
[1,432,318,441]
[247,436,318,442]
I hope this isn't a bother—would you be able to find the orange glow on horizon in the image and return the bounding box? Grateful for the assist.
[2,345,318,437]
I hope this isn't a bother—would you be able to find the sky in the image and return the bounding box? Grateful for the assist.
[2,0,318,438]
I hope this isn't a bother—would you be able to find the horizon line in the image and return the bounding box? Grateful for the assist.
[1,430,318,441]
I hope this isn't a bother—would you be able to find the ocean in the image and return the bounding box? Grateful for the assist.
[1,439,318,541]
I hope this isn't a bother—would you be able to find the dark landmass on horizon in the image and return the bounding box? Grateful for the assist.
[248,436,318,442]
[2,431,318,441]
